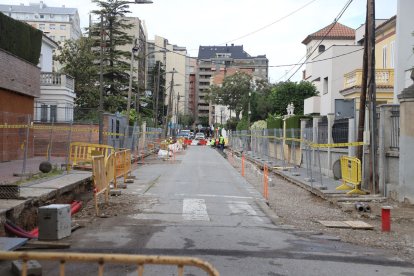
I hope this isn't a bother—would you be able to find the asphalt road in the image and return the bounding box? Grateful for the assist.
[18,146,414,275]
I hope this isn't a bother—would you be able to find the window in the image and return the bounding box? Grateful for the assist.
[41,105,48,122]
[39,24,45,30]
[40,14,44,19]
[318,45,325,53]
[49,24,55,30]
[50,105,57,122]
[323,77,328,95]
[382,46,387,68]
[60,24,66,30]
[390,41,395,68]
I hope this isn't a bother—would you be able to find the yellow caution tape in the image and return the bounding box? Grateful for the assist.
[309,141,365,148]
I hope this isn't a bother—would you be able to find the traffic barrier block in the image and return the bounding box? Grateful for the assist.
[110,189,122,196]
[12,260,42,276]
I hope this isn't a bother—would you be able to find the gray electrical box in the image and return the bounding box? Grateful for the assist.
[38,204,71,240]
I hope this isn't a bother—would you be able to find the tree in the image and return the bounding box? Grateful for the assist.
[208,72,253,120]
[91,0,135,113]
[269,81,317,116]
[54,37,99,121]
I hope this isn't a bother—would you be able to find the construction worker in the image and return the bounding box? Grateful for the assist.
[219,134,225,151]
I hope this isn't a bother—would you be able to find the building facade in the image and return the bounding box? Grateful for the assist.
[0,1,82,42]
[147,35,188,129]
[196,44,268,125]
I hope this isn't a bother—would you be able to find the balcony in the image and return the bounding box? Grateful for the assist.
[343,69,394,90]
[40,72,75,91]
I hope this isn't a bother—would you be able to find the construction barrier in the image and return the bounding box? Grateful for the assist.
[0,251,220,276]
[113,149,131,188]
[68,142,114,171]
[92,155,110,216]
[336,156,365,195]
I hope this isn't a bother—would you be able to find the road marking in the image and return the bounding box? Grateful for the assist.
[228,201,264,223]
[183,199,210,221]
[176,193,253,200]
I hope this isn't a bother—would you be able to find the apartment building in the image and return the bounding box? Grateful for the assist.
[147,35,188,128]
[0,1,82,42]
[196,44,268,125]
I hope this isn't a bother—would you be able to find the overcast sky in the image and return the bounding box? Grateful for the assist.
[1,0,397,82]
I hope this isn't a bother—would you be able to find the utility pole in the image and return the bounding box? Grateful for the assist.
[126,39,138,146]
[163,68,175,138]
[357,4,369,162]
[154,63,161,129]
[367,0,378,194]
[98,14,104,144]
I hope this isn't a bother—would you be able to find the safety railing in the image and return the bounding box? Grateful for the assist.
[67,142,115,171]
[0,251,220,276]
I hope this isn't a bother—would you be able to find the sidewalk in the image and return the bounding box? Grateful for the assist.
[0,170,91,235]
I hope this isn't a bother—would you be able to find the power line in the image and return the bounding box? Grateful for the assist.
[286,0,354,81]
[219,0,319,45]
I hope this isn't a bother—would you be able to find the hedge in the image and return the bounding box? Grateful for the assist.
[285,115,308,146]
[266,115,283,129]
[0,12,42,65]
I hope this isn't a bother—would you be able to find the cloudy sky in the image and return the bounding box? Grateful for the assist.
[1,0,397,82]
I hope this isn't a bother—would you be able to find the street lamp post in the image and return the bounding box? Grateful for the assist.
[98,0,153,145]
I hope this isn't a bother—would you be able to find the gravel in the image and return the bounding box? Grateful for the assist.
[227,152,414,262]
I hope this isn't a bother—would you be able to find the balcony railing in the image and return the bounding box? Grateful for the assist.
[40,72,75,91]
[343,69,394,90]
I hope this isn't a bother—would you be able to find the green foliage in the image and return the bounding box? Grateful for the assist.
[148,61,166,127]
[226,117,239,131]
[266,114,283,129]
[0,12,42,65]
[285,115,307,145]
[198,116,209,126]
[211,72,253,120]
[179,114,195,128]
[269,81,317,116]
[55,37,99,114]
[91,0,136,113]
[236,118,249,131]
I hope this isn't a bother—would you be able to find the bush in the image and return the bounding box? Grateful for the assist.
[236,118,249,131]
[250,120,267,130]
[266,114,283,129]
[226,117,239,131]
[0,13,42,65]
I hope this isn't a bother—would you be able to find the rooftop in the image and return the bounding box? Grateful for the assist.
[0,2,77,15]
[198,44,259,60]
[302,22,355,45]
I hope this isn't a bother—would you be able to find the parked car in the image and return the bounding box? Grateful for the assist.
[177,130,191,138]
[194,132,205,140]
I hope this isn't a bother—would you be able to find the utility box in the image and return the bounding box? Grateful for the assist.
[38,204,71,240]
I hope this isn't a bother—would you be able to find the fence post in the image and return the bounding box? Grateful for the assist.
[348,118,356,157]
[65,122,73,173]
[312,116,321,165]
[47,119,54,162]
[21,115,31,175]
[327,113,335,177]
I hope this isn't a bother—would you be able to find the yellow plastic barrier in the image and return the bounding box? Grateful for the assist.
[0,251,220,276]
[68,142,114,171]
[92,155,109,216]
[336,156,366,195]
[113,149,131,188]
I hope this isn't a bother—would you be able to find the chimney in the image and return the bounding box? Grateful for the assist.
[40,1,44,9]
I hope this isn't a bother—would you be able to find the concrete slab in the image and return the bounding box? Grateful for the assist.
[0,199,27,214]
[19,187,57,199]
[0,238,27,251]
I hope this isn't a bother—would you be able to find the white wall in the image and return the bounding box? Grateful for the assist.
[39,38,55,72]
[311,45,363,115]
[304,39,355,80]
[394,0,414,101]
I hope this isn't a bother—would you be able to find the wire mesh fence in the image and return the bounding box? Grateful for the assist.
[0,111,162,190]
